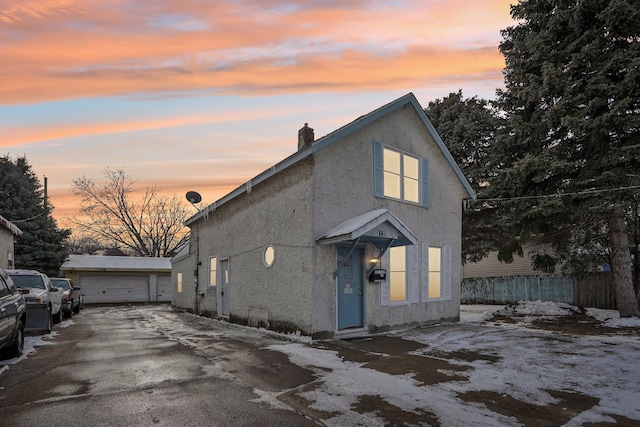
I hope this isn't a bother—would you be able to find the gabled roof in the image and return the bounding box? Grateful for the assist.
[170,240,190,263]
[317,209,417,249]
[0,214,22,236]
[187,93,476,226]
[61,254,171,272]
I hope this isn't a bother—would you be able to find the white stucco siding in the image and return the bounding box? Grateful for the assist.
[193,158,316,333]
[311,104,468,333]
[171,252,195,311]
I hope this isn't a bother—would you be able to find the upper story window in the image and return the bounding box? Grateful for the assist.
[374,141,429,207]
[383,148,420,203]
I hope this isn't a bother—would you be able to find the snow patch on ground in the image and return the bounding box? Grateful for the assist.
[586,307,640,328]
[268,302,640,425]
[0,332,57,372]
[463,301,640,328]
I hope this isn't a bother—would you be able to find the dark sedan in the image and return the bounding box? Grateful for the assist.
[50,278,82,318]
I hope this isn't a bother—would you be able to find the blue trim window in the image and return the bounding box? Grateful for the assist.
[374,141,429,207]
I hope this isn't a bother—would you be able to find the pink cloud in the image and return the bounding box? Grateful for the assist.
[1,0,513,105]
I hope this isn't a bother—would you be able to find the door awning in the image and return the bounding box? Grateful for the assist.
[317,209,417,249]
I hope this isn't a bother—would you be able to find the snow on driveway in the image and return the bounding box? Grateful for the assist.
[270,303,640,426]
[2,303,639,426]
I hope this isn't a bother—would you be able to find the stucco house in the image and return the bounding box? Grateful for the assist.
[0,215,22,270]
[61,254,172,303]
[172,93,476,339]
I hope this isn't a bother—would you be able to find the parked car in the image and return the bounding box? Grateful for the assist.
[6,269,63,333]
[50,278,82,317]
[0,269,27,358]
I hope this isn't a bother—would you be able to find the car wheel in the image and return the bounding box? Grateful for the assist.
[8,320,25,358]
[66,304,73,319]
[53,307,62,324]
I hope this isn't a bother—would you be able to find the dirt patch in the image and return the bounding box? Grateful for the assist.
[364,354,470,386]
[584,414,640,426]
[277,381,341,422]
[352,394,440,427]
[459,389,599,427]
[315,335,425,364]
[426,348,501,364]
[492,311,640,336]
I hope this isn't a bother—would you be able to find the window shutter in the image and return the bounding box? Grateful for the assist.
[380,249,390,306]
[421,243,429,302]
[373,140,384,198]
[420,157,429,208]
[409,245,419,303]
[443,245,452,301]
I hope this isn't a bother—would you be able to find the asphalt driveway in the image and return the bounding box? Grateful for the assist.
[1,304,639,426]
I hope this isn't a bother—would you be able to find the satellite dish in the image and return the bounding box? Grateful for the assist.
[186,191,202,204]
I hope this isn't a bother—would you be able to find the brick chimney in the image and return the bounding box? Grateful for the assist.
[298,123,314,151]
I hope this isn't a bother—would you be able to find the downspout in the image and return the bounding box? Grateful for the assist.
[194,221,200,315]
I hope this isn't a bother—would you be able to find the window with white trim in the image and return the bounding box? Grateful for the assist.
[428,247,442,299]
[209,257,217,286]
[177,272,183,293]
[374,141,429,207]
[389,246,407,302]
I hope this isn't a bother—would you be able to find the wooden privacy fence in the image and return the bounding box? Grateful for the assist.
[461,273,618,309]
[572,273,616,310]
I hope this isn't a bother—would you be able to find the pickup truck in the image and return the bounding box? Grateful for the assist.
[0,269,27,358]
[6,269,62,333]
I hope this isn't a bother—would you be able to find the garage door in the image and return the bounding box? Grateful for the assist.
[79,274,149,303]
[157,275,172,302]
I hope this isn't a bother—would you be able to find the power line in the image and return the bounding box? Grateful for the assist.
[8,212,44,223]
[469,185,640,203]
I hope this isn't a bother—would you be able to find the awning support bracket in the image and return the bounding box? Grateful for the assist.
[333,237,361,279]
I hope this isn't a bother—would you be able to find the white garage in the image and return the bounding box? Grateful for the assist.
[61,255,172,304]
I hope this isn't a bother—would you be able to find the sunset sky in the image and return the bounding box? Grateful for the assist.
[1,0,515,228]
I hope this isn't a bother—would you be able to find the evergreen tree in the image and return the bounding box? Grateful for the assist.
[0,155,70,277]
[494,0,640,316]
[425,91,509,263]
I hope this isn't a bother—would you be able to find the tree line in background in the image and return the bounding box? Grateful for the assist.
[69,168,190,258]
[427,0,640,316]
[0,158,189,274]
[0,155,70,277]
[0,0,638,315]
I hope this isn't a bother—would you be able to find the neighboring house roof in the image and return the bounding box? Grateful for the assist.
[317,209,417,249]
[0,215,23,236]
[186,92,476,226]
[61,254,171,272]
[170,240,190,263]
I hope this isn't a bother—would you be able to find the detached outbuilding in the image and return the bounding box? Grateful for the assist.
[0,215,22,270]
[61,255,172,303]
[172,93,476,339]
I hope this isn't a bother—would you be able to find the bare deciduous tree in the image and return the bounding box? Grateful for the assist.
[66,233,107,255]
[70,168,189,257]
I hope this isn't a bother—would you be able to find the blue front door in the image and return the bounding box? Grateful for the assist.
[337,246,364,330]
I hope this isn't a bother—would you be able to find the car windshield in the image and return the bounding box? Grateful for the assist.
[51,279,70,290]
[10,274,46,289]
